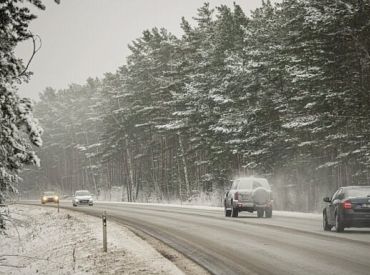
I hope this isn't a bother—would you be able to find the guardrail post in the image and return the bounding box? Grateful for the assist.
[102,211,107,252]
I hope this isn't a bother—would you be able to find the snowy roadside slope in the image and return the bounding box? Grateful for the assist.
[0,205,183,275]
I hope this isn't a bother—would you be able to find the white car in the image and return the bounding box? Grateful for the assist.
[72,190,93,206]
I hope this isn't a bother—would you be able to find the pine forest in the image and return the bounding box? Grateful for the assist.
[18,1,370,212]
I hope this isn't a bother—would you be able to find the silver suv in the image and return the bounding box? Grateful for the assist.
[224,177,273,218]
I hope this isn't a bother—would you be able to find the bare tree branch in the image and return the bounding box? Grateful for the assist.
[17,34,43,78]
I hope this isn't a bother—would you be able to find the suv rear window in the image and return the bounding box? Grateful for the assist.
[237,178,270,190]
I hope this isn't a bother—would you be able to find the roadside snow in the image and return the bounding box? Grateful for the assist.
[0,205,183,275]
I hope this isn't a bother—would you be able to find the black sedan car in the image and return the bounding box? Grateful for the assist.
[323,186,370,232]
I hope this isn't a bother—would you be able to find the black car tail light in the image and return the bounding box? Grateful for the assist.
[343,200,352,209]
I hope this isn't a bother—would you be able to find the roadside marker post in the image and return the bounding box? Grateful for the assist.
[102,211,107,252]
[57,200,60,213]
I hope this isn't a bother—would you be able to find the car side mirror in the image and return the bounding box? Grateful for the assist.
[323,197,331,203]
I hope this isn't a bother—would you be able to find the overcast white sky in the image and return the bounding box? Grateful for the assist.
[16,0,268,100]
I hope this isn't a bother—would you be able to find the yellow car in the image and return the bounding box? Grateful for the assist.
[41,191,59,204]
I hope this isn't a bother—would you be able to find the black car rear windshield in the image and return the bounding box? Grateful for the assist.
[345,188,370,198]
[75,191,90,196]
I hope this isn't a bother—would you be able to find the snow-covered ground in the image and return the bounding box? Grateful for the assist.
[0,205,183,275]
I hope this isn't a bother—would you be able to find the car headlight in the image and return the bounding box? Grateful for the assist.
[42,197,46,201]
[54,196,59,200]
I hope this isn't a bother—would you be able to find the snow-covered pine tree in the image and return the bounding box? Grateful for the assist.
[0,0,49,204]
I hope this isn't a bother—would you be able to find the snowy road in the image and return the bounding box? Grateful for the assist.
[22,201,370,275]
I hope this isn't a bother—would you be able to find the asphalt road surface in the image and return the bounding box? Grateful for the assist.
[23,201,370,275]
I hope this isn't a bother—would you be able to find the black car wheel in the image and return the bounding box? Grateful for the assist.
[323,211,332,231]
[265,207,272,218]
[225,207,231,217]
[231,206,238,217]
[257,208,264,218]
[335,212,344,232]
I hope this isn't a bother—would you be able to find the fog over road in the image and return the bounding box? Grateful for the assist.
[23,201,370,275]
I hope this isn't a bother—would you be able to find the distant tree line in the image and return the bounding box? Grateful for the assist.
[22,0,370,211]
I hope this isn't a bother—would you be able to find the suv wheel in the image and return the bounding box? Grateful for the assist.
[231,206,238,217]
[225,206,231,217]
[265,207,272,218]
[257,208,264,218]
[335,212,344,232]
[323,212,332,231]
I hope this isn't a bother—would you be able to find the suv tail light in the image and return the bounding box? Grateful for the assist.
[234,192,239,200]
[343,200,352,209]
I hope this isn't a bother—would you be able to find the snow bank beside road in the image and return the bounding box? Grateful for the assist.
[0,205,183,275]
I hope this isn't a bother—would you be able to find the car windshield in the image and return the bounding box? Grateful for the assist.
[237,178,270,190]
[345,188,370,198]
[43,192,56,196]
[75,191,90,196]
